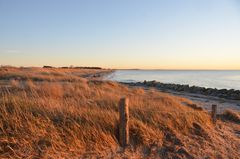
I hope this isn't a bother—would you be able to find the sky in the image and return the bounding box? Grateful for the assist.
[0,0,240,69]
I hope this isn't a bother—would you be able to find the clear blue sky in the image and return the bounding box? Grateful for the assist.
[1,0,240,69]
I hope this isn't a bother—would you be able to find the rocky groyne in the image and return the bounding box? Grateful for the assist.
[123,80,240,101]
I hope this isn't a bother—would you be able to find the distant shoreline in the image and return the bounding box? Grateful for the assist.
[107,69,240,91]
[119,80,240,112]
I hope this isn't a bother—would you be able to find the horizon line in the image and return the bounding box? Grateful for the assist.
[1,65,240,71]
[117,68,240,71]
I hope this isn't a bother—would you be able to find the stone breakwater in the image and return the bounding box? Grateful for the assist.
[123,80,240,101]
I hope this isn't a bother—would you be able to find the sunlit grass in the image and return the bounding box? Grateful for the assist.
[0,67,239,158]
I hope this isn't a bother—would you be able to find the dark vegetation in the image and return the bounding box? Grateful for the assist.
[43,66,102,69]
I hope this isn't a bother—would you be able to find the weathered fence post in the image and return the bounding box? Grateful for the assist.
[211,104,217,124]
[119,97,129,147]
[143,80,147,85]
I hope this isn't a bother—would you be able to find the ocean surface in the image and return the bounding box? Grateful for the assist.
[106,70,240,90]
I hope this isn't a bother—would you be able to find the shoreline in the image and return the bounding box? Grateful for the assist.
[83,69,114,79]
[123,80,240,100]
[121,81,240,112]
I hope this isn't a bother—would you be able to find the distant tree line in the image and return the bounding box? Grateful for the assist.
[43,66,102,69]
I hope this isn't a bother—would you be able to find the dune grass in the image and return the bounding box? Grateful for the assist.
[0,67,239,158]
[221,109,240,123]
[0,66,111,82]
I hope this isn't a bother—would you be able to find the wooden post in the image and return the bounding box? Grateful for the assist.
[119,97,129,147]
[143,80,147,85]
[211,104,217,124]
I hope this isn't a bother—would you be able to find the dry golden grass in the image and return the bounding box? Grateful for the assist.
[0,67,239,158]
[221,109,240,123]
[0,66,111,82]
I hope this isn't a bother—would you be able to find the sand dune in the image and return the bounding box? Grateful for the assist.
[0,67,239,158]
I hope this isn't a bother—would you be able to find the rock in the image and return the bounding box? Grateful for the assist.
[219,89,228,94]
[177,86,184,91]
[151,80,157,86]
[209,88,218,96]
[183,85,190,92]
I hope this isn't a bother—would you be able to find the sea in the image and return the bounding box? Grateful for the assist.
[106,70,240,90]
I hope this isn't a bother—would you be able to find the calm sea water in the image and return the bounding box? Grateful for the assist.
[106,70,240,90]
